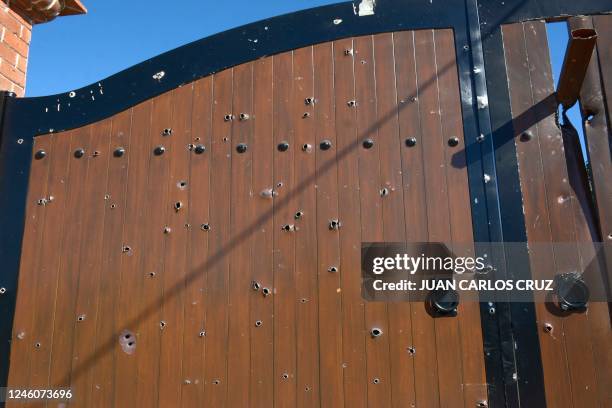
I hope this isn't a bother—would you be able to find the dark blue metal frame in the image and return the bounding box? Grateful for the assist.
[1,0,611,406]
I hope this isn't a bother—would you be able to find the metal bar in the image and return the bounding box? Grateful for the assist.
[0,91,33,404]
[557,27,598,109]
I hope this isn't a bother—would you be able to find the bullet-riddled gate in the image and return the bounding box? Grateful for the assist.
[0,1,610,407]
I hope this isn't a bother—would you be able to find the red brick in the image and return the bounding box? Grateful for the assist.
[2,29,28,57]
[0,41,17,64]
[16,53,26,73]
[0,72,12,91]
[0,9,24,36]
[0,60,25,87]
[11,81,24,96]
[20,24,31,42]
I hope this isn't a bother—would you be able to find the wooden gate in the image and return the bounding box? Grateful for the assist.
[0,1,610,407]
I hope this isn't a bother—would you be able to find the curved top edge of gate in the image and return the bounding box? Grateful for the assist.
[4,0,611,136]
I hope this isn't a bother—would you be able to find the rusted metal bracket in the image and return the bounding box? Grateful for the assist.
[556,27,598,109]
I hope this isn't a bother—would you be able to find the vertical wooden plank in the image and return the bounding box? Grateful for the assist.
[435,28,488,406]
[313,41,344,408]
[47,126,93,391]
[393,30,440,408]
[134,91,175,408]
[414,28,464,406]
[90,109,133,408]
[6,134,53,398]
[292,46,320,408]
[502,22,574,408]
[250,57,274,408]
[25,132,72,397]
[158,84,194,407]
[226,62,253,407]
[68,119,113,406]
[524,20,599,408]
[181,77,212,407]
[373,32,417,408]
[112,100,152,408]
[272,51,297,408]
[203,69,233,407]
[333,37,367,408]
[354,34,393,408]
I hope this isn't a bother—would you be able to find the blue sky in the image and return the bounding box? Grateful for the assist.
[25,1,583,148]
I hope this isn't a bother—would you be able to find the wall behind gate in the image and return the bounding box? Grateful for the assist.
[7,29,488,408]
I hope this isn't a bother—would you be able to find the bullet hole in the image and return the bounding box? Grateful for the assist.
[407,346,416,355]
[302,112,311,118]
[93,151,101,157]
[262,287,271,297]
[212,379,221,385]
[74,148,85,158]
[483,174,491,183]
[543,323,553,334]
[448,137,460,147]
[148,271,156,278]
[607,233,612,241]
[114,147,126,157]
[77,314,86,322]
[110,203,117,209]
[305,386,311,392]
[405,137,417,147]
[363,139,374,149]
[0,287,6,294]
[520,131,533,142]
[122,245,132,254]
[34,150,47,160]
[380,188,389,197]
[260,188,276,198]
[160,321,167,330]
[154,146,165,156]
[320,140,332,150]
[16,332,25,340]
[224,114,234,122]
[255,320,263,327]
[163,226,172,234]
[347,100,357,107]
[236,143,248,153]
[276,182,283,188]
[282,373,289,380]
[370,328,383,338]
[37,198,48,206]
[282,224,295,232]
[152,71,165,80]
[302,143,312,152]
[294,211,303,220]
[174,201,183,212]
[17,138,24,144]
[278,141,289,152]
[488,306,496,315]
[586,113,595,123]
[328,266,338,273]
[305,97,315,105]
[252,281,261,291]
[199,330,206,337]
[223,137,229,143]
[178,180,188,189]
[329,219,341,230]
[35,342,41,349]
[476,401,488,408]
[476,134,485,143]
[104,194,111,200]
[373,378,380,384]
[239,113,250,121]
[184,379,192,385]
[201,223,211,231]
[333,18,343,25]
[300,298,308,303]
[119,330,136,354]
[344,48,354,56]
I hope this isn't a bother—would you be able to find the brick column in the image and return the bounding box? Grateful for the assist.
[0,2,30,96]
[0,0,86,97]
